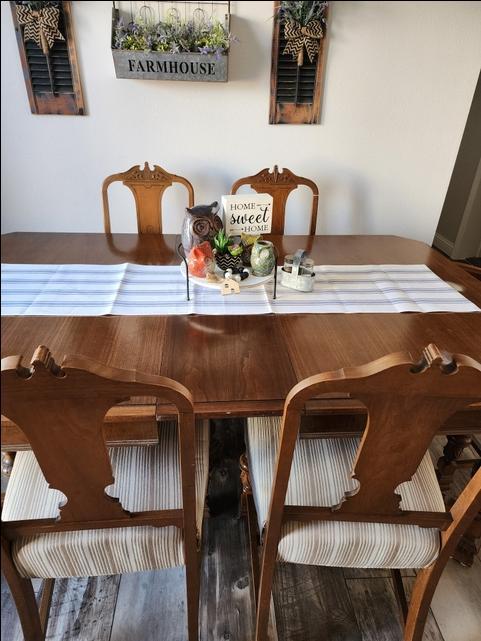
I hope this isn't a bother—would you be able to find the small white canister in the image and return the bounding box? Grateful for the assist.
[280,249,315,292]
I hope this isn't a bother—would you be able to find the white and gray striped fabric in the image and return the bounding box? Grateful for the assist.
[1,263,478,315]
[2,421,209,579]
[246,417,445,569]
[0,263,269,315]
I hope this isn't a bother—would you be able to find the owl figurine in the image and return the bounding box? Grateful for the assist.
[181,201,223,253]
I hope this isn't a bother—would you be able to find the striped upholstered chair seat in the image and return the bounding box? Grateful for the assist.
[2,420,209,579]
[246,416,445,569]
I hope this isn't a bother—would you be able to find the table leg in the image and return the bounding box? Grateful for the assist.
[436,436,480,567]
[436,435,472,500]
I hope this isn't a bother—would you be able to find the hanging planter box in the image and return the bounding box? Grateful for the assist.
[111,3,230,83]
[112,50,228,82]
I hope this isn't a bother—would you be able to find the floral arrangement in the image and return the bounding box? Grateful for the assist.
[277,1,328,29]
[113,15,236,57]
[15,0,60,8]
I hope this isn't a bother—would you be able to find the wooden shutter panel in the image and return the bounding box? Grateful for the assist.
[10,1,85,115]
[269,1,328,125]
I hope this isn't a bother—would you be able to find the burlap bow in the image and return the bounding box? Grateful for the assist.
[283,19,323,66]
[16,4,64,55]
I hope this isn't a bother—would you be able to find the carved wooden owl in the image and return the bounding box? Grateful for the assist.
[181,201,223,253]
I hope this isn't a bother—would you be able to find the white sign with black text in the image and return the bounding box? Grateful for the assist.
[221,194,273,235]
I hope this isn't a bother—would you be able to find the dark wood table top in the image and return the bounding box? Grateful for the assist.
[2,232,481,423]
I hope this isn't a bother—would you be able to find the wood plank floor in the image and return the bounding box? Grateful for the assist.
[2,432,480,641]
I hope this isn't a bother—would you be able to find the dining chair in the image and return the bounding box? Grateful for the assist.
[230,165,319,235]
[1,345,208,641]
[241,343,481,641]
[102,162,194,234]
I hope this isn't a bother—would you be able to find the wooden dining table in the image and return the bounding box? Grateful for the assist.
[2,232,481,454]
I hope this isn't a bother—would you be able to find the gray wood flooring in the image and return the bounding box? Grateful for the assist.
[2,434,480,641]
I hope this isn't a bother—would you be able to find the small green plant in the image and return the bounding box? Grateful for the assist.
[228,242,243,257]
[213,229,231,255]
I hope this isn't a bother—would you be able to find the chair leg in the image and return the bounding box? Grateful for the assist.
[453,461,481,567]
[255,536,278,641]
[240,448,271,641]
[184,546,200,641]
[391,569,408,623]
[246,493,261,604]
[1,539,44,641]
[38,579,55,633]
[240,453,260,604]
[404,467,481,641]
[403,563,443,641]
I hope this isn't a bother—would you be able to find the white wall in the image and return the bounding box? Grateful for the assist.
[1,1,481,242]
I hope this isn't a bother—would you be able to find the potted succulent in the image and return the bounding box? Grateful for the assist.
[213,230,243,271]
[111,4,235,82]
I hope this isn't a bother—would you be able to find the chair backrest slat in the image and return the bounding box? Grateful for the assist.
[231,165,319,235]
[1,346,195,537]
[102,162,195,234]
[270,344,481,529]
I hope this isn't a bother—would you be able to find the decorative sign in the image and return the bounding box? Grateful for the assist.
[112,51,228,82]
[221,194,273,236]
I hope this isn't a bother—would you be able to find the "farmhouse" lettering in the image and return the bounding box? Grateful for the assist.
[127,59,216,76]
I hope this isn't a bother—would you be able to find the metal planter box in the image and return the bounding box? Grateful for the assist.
[112,49,228,82]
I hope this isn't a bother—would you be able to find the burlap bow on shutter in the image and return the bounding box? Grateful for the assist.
[16,4,65,55]
[283,19,323,66]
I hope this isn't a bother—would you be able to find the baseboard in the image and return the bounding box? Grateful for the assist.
[433,232,454,257]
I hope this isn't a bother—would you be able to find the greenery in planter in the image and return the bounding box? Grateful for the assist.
[212,230,243,269]
[113,14,235,56]
[212,229,232,255]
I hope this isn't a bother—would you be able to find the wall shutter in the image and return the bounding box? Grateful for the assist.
[269,1,328,125]
[11,1,85,115]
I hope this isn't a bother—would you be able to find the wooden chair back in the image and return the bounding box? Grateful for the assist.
[102,162,194,234]
[230,165,319,235]
[268,344,481,533]
[1,346,196,543]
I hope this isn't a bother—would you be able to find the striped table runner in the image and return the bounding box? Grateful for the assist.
[1,263,478,316]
